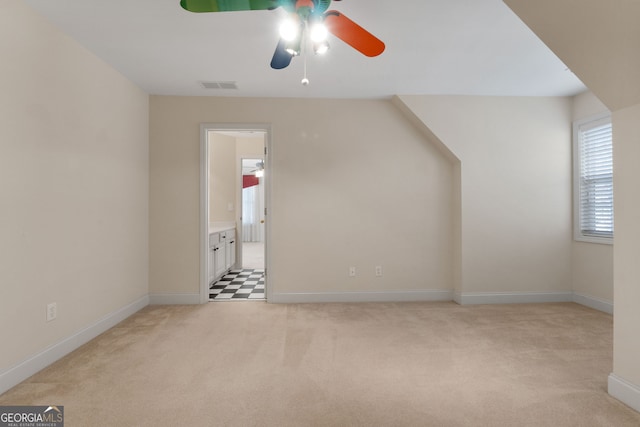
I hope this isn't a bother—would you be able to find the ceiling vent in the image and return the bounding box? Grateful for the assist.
[200,81,238,90]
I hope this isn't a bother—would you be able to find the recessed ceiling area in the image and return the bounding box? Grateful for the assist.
[23,0,586,98]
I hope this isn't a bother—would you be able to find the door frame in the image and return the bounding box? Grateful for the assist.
[199,123,272,304]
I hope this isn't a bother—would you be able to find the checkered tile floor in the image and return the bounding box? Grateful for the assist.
[209,269,265,301]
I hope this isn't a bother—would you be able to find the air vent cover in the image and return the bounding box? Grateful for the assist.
[200,81,238,90]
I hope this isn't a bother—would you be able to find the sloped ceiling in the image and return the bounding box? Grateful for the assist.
[503,0,640,111]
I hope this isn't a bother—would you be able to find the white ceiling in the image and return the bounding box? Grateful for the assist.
[24,0,586,99]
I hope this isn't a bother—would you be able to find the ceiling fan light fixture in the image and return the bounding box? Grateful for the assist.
[285,48,300,56]
[309,22,328,42]
[313,40,330,55]
[279,17,300,42]
[180,0,385,72]
[255,161,264,177]
[285,38,301,56]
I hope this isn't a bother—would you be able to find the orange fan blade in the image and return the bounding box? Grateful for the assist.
[323,11,385,57]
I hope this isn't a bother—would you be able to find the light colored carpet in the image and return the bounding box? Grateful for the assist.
[1,302,639,426]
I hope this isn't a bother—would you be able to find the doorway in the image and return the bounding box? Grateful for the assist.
[200,124,270,303]
[240,158,265,270]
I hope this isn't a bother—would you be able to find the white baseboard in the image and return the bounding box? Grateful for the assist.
[149,293,200,305]
[269,290,453,304]
[455,291,573,305]
[573,293,613,314]
[609,373,640,413]
[453,292,462,305]
[270,290,612,312]
[0,295,149,395]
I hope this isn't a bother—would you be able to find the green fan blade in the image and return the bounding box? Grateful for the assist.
[180,0,274,13]
[315,0,331,14]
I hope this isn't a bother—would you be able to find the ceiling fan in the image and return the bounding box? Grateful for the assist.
[179,0,385,71]
[251,161,265,177]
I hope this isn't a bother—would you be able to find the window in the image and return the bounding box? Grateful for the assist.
[573,113,613,243]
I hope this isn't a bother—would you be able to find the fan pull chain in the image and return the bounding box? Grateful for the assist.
[302,55,309,85]
[301,25,309,85]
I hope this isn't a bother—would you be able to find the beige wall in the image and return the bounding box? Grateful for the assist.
[571,92,613,303]
[149,97,455,298]
[150,95,574,301]
[396,95,573,297]
[0,2,148,373]
[612,103,640,388]
[209,133,236,223]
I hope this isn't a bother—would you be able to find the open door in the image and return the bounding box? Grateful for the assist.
[240,158,265,270]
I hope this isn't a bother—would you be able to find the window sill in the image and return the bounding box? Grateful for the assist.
[575,235,613,245]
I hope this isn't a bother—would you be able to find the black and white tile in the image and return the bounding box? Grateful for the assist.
[209,269,265,301]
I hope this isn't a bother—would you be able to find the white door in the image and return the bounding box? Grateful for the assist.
[241,158,265,270]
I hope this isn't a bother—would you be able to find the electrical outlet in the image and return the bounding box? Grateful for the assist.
[46,303,57,322]
[375,266,383,277]
[349,266,356,277]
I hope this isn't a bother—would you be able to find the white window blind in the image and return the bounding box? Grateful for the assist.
[575,115,613,241]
